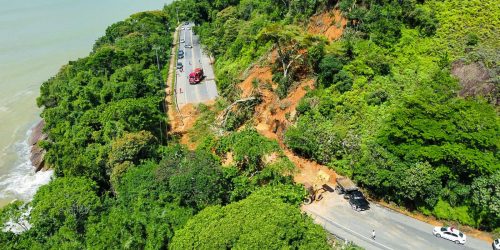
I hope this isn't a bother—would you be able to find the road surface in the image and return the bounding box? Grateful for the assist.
[304,192,491,250]
[175,23,218,107]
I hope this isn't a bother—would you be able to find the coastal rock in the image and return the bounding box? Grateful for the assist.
[29,121,48,172]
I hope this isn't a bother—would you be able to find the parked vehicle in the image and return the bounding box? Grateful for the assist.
[178,50,184,59]
[176,62,183,69]
[493,239,500,250]
[180,39,185,43]
[347,190,370,211]
[335,177,358,194]
[432,227,466,244]
[189,68,204,84]
[336,177,370,211]
[303,183,333,204]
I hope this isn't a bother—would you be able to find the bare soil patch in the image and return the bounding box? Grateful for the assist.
[307,9,347,41]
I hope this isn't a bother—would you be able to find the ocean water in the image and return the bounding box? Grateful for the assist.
[0,0,171,207]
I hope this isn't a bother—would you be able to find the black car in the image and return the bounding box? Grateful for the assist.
[178,50,184,59]
[176,62,183,69]
[347,190,370,211]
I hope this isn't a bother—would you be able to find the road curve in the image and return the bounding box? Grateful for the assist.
[303,192,491,250]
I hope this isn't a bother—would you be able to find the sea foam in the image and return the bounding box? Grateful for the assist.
[0,126,53,202]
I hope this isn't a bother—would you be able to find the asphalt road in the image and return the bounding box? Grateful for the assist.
[175,23,218,107]
[304,192,491,250]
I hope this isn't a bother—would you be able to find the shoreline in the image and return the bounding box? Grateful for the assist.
[0,121,53,208]
[28,120,48,172]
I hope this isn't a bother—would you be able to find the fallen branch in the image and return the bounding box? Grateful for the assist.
[217,97,258,127]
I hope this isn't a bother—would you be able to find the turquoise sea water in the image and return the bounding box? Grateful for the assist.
[0,0,170,207]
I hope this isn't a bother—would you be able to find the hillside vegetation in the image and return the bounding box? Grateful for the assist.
[0,9,331,249]
[167,0,499,232]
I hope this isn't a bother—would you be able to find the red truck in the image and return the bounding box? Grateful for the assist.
[189,68,204,84]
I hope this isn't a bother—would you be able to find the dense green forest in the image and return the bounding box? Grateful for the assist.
[1,0,498,248]
[0,8,333,250]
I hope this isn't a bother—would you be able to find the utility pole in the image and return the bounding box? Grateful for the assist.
[176,7,180,25]
[153,46,161,72]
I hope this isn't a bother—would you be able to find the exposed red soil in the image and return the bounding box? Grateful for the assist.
[236,63,336,188]
[307,9,347,41]
[165,10,494,243]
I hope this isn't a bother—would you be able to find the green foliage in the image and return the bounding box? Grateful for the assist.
[108,131,157,167]
[285,115,349,165]
[2,4,335,249]
[396,162,441,207]
[188,0,323,94]
[170,187,330,250]
[378,86,499,181]
[429,0,500,57]
[29,177,102,246]
[157,149,226,210]
[216,128,280,172]
[86,163,192,249]
[433,199,475,226]
[213,129,295,201]
[286,0,499,230]
[471,170,500,229]
[318,54,345,87]
[307,41,326,73]
[37,11,169,188]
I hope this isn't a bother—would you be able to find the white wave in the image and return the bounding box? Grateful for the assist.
[0,125,53,202]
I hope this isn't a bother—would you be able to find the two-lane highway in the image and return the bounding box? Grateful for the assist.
[175,23,218,107]
[304,192,491,250]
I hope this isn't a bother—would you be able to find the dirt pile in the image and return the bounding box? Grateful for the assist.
[235,63,336,187]
[307,9,347,41]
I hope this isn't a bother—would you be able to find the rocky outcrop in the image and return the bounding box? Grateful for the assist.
[451,60,498,105]
[29,121,48,172]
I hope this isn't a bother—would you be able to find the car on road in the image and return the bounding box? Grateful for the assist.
[180,39,185,43]
[187,27,191,30]
[184,44,193,48]
[181,27,185,30]
[347,190,370,211]
[433,227,466,244]
[178,50,184,58]
[493,239,500,250]
[176,62,183,69]
[336,177,370,211]
[184,21,189,25]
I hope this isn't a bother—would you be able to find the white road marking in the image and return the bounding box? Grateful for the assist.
[305,206,395,250]
[188,27,202,103]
